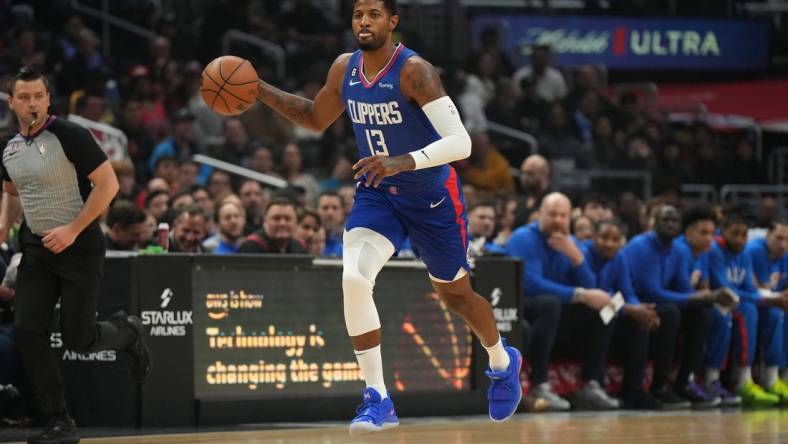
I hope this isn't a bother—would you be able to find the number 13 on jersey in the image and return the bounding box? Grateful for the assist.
[365,129,390,156]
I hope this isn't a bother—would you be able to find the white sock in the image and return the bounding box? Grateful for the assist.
[355,345,387,400]
[763,366,779,389]
[483,337,511,372]
[705,368,720,385]
[738,366,752,389]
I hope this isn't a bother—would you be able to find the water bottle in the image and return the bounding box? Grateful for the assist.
[157,223,170,251]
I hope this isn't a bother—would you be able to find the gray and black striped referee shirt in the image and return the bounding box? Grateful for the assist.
[0,116,108,235]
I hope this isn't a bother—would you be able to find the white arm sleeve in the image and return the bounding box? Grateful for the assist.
[409,96,472,170]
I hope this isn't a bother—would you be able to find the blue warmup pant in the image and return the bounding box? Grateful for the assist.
[705,308,733,369]
[732,301,784,367]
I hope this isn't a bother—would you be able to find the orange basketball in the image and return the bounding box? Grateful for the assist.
[200,55,258,116]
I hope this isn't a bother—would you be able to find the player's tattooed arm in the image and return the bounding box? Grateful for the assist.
[256,53,351,132]
[400,57,446,106]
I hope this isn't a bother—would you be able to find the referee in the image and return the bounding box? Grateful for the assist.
[0,68,151,444]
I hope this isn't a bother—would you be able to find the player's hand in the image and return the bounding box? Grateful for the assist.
[765,292,788,311]
[579,288,612,311]
[547,232,583,266]
[624,303,661,331]
[42,223,79,254]
[353,154,415,188]
[714,288,739,308]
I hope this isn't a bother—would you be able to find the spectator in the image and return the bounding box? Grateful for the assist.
[178,160,200,191]
[281,143,320,207]
[180,60,222,141]
[653,138,695,189]
[337,184,356,216]
[168,205,208,253]
[591,115,618,169]
[239,101,295,151]
[127,64,169,141]
[207,170,232,199]
[169,189,195,211]
[755,194,779,229]
[149,108,211,184]
[456,130,514,194]
[513,155,552,228]
[693,139,727,189]
[141,211,157,247]
[152,155,180,191]
[493,197,518,247]
[116,98,155,183]
[105,200,146,251]
[622,205,734,408]
[317,191,345,257]
[295,209,323,256]
[618,192,645,237]
[506,193,619,411]
[145,190,170,223]
[207,117,254,166]
[572,215,594,241]
[239,199,304,254]
[203,201,246,254]
[512,45,567,103]
[191,184,213,212]
[467,202,505,256]
[571,90,601,147]
[708,212,786,406]
[539,104,591,168]
[111,159,141,202]
[583,220,678,410]
[249,146,281,178]
[470,26,515,77]
[515,76,549,134]
[238,179,268,235]
[484,78,520,130]
[613,133,656,172]
[57,28,106,96]
[7,27,45,74]
[726,135,767,185]
[581,193,613,223]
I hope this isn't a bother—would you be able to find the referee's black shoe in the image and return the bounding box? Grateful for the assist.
[125,315,153,382]
[27,415,79,444]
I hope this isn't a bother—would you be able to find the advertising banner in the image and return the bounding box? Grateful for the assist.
[192,260,473,400]
[472,15,770,71]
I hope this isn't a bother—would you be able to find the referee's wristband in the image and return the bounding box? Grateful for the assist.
[572,288,585,303]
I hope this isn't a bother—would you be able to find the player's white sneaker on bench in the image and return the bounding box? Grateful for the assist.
[349,388,399,436]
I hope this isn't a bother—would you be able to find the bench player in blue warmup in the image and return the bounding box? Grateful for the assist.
[255,0,521,434]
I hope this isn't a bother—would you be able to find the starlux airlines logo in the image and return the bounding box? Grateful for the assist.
[520,27,721,58]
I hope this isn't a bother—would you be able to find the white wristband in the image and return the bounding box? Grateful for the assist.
[410,96,471,170]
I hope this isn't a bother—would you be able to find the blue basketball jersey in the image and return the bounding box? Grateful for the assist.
[342,44,448,187]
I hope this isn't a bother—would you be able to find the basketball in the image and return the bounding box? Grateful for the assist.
[200,55,259,116]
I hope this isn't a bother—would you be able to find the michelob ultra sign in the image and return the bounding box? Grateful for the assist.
[472,15,770,71]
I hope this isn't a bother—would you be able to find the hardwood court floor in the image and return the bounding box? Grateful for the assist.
[3,410,787,444]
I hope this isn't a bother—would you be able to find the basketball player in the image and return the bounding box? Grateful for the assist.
[254,0,521,435]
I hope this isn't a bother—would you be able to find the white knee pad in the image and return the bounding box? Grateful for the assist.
[342,228,395,337]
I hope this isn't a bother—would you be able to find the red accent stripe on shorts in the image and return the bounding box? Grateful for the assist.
[733,310,749,366]
[444,167,467,249]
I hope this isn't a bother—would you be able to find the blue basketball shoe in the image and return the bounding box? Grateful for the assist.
[348,388,399,436]
[485,340,523,421]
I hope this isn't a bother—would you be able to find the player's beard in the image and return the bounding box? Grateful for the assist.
[357,34,385,52]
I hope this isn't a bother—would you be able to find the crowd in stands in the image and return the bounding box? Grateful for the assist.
[0,0,785,423]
